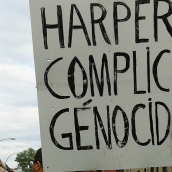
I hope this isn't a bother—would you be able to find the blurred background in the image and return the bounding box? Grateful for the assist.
[0,0,41,169]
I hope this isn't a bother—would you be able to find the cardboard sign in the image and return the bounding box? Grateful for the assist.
[29,0,172,171]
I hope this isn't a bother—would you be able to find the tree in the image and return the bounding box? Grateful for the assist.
[15,148,35,172]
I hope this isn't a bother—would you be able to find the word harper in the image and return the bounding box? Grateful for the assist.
[41,0,172,49]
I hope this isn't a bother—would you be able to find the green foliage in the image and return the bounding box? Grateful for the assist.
[15,148,35,172]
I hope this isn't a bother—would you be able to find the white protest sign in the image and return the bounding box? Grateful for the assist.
[29,0,172,171]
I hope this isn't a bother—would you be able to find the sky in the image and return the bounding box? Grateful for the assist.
[0,0,41,168]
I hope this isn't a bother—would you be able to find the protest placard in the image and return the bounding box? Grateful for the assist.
[29,0,172,171]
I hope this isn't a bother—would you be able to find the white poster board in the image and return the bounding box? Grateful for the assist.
[29,0,172,171]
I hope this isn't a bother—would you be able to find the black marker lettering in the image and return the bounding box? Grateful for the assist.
[133,51,146,94]
[49,108,73,150]
[90,3,111,46]
[155,101,171,145]
[153,49,170,92]
[154,0,172,42]
[148,98,155,145]
[41,6,65,49]
[74,107,93,150]
[114,52,130,96]
[89,53,111,97]
[132,104,151,146]
[93,106,112,149]
[68,57,88,99]
[44,58,70,99]
[112,105,129,148]
[135,0,150,43]
[68,4,91,48]
[113,2,131,45]
[147,47,151,93]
